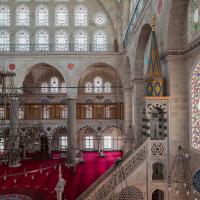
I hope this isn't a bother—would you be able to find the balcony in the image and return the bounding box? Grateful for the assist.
[123,0,148,47]
[0,43,119,54]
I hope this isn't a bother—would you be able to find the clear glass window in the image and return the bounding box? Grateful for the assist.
[85,136,93,149]
[35,30,49,51]
[104,82,111,93]
[16,30,30,51]
[16,5,29,26]
[105,106,111,118]
[94,76,103,93]
[61,82,67,93]
[60,136,68,150]
[61,106,68,119]
[43,105,49,119]
[55,5,68,26]
[0,138,4,152]
[85,82,93,93]
[93,31,107,51]
[104,136,112,149]
[41,82,48,93]
[85,105,92,119]
[0,107,5,119]
[0,30,10,51]
[74,30,87,51]
[51,77,59,93]
[35,4,48,26]
[75,5,88,26]
[55,30,69,51]
[0,4,10,26]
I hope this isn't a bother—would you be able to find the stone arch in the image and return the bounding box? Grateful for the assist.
[118,186,144,200]
[51,126,68,151]
[152,189,164,200]
[134,23,152,78]
[23,63,65,94]
[78,62,122,93]
[76,126,97,150]
[101,126,124,150]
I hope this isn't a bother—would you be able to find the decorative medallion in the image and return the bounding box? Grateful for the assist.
[193,170,200,192]
[9,64,16,71]
[68,63,74,70]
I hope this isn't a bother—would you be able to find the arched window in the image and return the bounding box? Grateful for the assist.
[41,82,48,93]
[61,106,68,119]
[192,64,200,150]
[55,30,69,51]
[35,30,49,51]
[35,4,48,26]
[0,4,10,26]
[0,107,5,119]
[94,76,103,93]
[55,5,68,26]
[85,82,93,93]
[152,189,164,200]
[93,31,107,51]
[0,30,10,51]
[75,5,88,26]
[0,138,4,152]
[85,105,92,119]
[61,82,67,93]
[43,105,49,119]
[74,30,88,51]
[51,77,59,93]
[16,30,30,51]
[104,82,111,93]
[16,5,29,26]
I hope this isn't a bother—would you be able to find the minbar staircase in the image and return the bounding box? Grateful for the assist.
[77,138,167,200]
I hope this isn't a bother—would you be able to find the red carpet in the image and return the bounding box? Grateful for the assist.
[0,151,122,200]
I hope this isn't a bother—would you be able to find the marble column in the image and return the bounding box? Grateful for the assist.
[66,98,77,166]
[9,97,21,167]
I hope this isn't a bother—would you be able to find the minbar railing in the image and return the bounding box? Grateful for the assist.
[123,0,148,47]
[0,43,119,53]
[77,139,149,200]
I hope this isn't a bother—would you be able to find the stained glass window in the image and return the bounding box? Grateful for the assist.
[55,30,69,51]
[55,5,68,26]
[94,76,103,93]
[41,82,48,93]
[0,4,10,26]
[75,5,88,26]
[51,77,59,93]
[93,31,107,51]
[35,4,48,26]
[16,30,30,51]
[74,30,88,51]
[35,30,49,51]
[16,5,29,26]
[85,82,93,93]
[192,63,200,150]
[104,82,111,93]
[192,1,200,32]
[0,30,10,51]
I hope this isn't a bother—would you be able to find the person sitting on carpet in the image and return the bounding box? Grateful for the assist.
[76,151,85,164]
[99,149,105,157]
